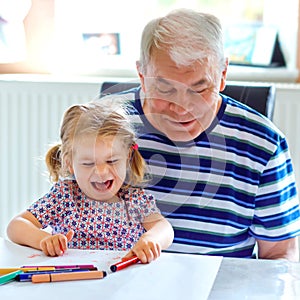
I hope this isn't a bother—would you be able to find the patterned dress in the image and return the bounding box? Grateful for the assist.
[28,179,160,250]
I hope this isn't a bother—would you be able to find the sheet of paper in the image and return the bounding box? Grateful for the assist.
[0,238,222,300]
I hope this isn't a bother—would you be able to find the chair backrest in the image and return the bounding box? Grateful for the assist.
[101,81,140,96]
[223,82,276,120]
[100,81,276,120]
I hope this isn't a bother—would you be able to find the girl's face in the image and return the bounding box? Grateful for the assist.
[70,135,129,202]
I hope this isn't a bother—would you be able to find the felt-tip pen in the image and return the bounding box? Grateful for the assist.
[16,268,97,282]
[21,264,96,270]
[1,267,56,273]
[110,256,140,272]
[31,270,106,283]
[0,270,22,285]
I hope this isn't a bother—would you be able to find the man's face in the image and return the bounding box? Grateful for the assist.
[138,48,226,142]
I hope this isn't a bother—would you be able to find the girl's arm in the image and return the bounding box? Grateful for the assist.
[7,210,49,248]
[142,213,174,250]
[6,210,73,256]
[125,213,174,263]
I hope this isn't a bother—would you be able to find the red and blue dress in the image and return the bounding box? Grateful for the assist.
[28,179,160,250]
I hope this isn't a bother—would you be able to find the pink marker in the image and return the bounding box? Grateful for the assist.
[21,264,97,270]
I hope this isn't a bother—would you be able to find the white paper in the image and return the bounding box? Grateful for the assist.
[0,238,222,300]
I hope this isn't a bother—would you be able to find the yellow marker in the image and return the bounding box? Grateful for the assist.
[0,267,55,274]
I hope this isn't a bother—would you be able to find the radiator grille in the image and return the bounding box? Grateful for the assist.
[0,80,98,237]
[273,84,300,196]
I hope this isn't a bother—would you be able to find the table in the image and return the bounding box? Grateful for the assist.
[209,257,300,299]
[1,237,300,299]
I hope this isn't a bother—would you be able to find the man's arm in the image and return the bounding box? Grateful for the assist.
[257,237,299,262]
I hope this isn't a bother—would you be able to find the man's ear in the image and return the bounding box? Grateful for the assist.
[219,58,229,92]
[136,60,146,92]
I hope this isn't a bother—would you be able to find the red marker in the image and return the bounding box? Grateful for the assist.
[110,256,140,272]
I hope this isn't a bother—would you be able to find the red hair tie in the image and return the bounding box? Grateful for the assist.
[132,143,138,150]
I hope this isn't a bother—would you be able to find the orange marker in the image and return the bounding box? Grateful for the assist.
[31,270,107,283]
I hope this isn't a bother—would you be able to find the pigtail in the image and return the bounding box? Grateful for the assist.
[128,144,147,186]
[45,144,62,182]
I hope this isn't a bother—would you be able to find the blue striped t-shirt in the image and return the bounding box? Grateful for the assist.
[100,87,300,258]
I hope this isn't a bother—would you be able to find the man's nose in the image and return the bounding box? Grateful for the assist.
[169,92,193,115]
[169,102,189,115]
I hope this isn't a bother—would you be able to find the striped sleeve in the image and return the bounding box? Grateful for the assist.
[250,136,300,240]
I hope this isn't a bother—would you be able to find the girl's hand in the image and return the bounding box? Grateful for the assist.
[40,230,74,256]
[124,232,161,264]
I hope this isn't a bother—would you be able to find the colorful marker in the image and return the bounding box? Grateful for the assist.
[0,270,22,285]
[21,264,96,270]
[31,270,107,283]
[16,268,98,282]
[0,267,55,273]
[110,256,140,272]
[53,265,97,270]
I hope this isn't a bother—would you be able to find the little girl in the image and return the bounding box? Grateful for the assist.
[7,99,174,263]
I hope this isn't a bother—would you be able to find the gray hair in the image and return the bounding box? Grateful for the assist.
[139,8,226,73]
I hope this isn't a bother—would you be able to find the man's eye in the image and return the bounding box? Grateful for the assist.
[190,88,207,95]
[157,87,175,94]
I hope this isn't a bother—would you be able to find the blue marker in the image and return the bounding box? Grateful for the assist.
[16,268,96,282]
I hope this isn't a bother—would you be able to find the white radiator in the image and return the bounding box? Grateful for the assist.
[0,77,300,239]
[273,84,300,198]
[0,78,100,237]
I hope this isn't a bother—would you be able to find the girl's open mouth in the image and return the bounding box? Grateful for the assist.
[92,180,113,191]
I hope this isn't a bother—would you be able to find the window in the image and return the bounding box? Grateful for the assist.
[0,0,32,63]
[1,0,299,82]
[52,0,268,75]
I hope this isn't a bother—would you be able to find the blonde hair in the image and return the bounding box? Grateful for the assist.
[45,99,146,187]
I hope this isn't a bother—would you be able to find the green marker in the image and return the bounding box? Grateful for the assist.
[0,270,22,285]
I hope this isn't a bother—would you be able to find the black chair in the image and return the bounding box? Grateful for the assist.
[223,82,276,120]
[100,81,276,120]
